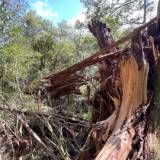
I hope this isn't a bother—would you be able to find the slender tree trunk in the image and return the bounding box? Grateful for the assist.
[143,0,147,23]
[157,0,160,17]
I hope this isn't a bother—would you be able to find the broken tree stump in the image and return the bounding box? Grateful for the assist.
[78,18,160,160]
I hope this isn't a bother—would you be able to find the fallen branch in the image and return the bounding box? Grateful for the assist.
[43,17,156,81]
[17,115,53,156]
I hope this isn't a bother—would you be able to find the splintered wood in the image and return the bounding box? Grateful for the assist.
[94,54,149,160]
[114,55,149,129]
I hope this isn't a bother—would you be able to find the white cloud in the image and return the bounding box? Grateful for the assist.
[69,11,86,25]
[33,1,58,19]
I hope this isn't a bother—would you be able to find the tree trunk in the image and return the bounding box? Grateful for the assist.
[78,18,160,160]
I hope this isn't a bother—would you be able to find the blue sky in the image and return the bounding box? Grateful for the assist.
[29,0,85,25]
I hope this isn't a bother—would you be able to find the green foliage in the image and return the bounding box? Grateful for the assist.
[103,16,129,40]
[0,5,98,132]
[22,99,49,112]
[81,0,154,25]
[103,16,119,31]
[0,28,41,92]
[80,85,87,96]
[0,0,28,46]
[82,112,91,121]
